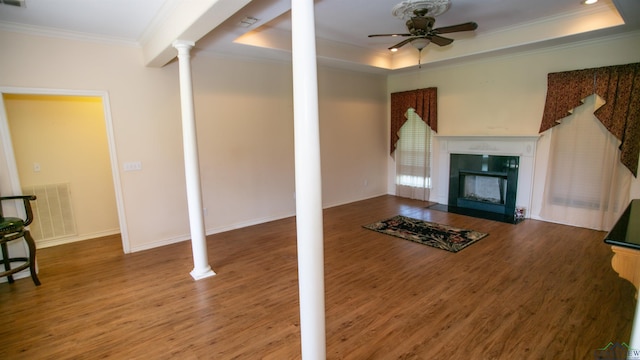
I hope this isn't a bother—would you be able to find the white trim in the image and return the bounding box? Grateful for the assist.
[434,135,540,216]
[0,22,141,47]
[127,193,390,253]
[0,270,30,283]
[0,87,130,253]
[0,94,23,196]
[36,229,121,249]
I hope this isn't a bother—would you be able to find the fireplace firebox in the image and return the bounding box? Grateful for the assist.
[448,154,520,223]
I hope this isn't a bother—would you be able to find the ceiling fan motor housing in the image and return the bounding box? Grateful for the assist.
[406,16,436,36]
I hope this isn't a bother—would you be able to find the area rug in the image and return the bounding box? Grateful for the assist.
[363,215,488,253]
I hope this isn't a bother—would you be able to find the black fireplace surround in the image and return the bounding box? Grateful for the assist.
[448,154,520,223]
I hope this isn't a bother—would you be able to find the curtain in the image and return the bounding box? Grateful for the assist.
[540,95,631,230]
[539,62,640,176]
[390,88,437,201]
[390,87,437,154]
[395,109,433,200]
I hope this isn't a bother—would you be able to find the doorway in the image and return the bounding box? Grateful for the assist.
[0,87,129,253]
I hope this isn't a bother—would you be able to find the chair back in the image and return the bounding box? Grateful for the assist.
[0,195,37,226]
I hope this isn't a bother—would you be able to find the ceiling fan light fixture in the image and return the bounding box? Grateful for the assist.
[370,1,477,57]
[411,38,430,50]
[582,0,598,4]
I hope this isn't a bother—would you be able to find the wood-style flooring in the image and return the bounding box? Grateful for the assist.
[0,195,635,359]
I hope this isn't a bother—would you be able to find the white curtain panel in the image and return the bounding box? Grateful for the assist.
[540,95,631,231]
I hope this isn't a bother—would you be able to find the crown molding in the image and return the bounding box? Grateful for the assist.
[0,21,140,47]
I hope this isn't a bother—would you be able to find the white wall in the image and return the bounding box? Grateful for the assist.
[387,31,640,218]
[0,30,388,252]
[189,55,388,235]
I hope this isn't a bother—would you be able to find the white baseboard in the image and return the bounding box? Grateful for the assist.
[0,269,33,284]
[128,193,389,253]
[36,229,121,249]
[322,192,389,209]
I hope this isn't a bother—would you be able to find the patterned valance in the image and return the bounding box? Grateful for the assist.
[390,87,438,154]
[539,63,640,176]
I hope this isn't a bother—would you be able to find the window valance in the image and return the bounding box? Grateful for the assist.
[390,87,438,154]
[539,62,640,176]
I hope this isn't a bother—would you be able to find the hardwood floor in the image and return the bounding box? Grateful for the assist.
[0,195,635,359]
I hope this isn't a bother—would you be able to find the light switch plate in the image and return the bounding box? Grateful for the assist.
[123,162,142,171]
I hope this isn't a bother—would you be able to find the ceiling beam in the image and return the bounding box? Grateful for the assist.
[141,0,253,67]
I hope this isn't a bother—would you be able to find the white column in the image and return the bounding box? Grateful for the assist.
[173,40,216,280]
[291,1,326,359]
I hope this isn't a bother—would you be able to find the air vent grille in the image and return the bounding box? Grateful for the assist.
[22,183,77,242]
[0,0,26,8]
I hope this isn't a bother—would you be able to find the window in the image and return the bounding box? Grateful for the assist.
[395,108,433,201]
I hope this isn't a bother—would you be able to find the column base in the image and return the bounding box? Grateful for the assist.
[190,266,216,280]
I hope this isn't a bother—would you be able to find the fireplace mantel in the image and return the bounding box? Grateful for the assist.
[434,135,540,217]
[435,135,540,156]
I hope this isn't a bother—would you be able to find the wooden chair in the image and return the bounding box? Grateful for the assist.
[0,195,40,286]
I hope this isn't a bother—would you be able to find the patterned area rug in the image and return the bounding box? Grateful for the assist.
[363,215,489,253]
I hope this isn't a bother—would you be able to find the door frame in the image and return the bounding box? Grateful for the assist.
[0,86,130,253]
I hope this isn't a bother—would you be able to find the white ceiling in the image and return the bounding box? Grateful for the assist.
[0,0,639,72]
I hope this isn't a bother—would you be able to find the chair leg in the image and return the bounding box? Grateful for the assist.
[1,241,15,283]
[23,230,41,286]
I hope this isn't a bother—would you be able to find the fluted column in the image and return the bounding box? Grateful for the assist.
[173,40,215,280]
[291,1,326,359]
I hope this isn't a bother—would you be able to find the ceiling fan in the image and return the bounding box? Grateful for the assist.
[368,7,478,53]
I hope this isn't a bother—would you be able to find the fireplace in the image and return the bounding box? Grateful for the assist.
[449,154,519,221]
[433,135,539,224]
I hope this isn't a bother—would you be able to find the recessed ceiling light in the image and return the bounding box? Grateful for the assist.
[582,0,598,5]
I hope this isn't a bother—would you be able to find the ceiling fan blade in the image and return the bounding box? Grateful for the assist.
[388,38,415,50]
[432,22,478,34]
[429,34,454,46]
[368,33,412,38]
